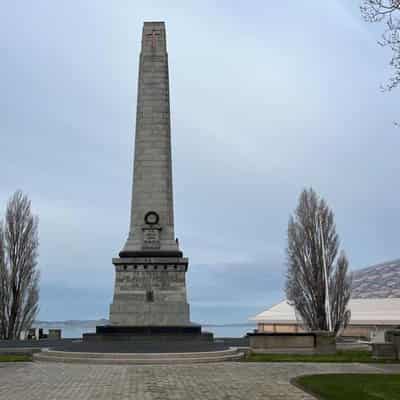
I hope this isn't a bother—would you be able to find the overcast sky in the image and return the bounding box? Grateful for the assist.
[1,1,399,323]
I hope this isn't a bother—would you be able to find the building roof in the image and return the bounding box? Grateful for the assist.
[252,259,400,326]
[251,298,400,326]
[251,300,298,324]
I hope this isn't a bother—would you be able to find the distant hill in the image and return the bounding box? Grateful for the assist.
[34,319,109,328]
[352,259,400,299]
[33,319,255,328]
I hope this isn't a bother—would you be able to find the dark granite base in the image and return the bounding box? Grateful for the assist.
[119,250,183,258]
[54,340,227,353]
[97,325,202,335]
[83,325,213,343]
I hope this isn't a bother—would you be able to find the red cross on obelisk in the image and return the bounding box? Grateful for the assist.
[145,29,161,49]
[151,30,157,48]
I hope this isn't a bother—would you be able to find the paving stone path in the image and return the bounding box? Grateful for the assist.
[1,361,399,400]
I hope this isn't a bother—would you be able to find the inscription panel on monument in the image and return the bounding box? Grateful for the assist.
[116,270,185,292]
[143,228,160,249]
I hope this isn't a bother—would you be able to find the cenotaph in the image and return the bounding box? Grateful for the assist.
[85,21,206,341]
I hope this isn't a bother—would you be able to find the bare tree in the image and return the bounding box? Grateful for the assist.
[0,224,8,338]
[361,1,400,90]
[285,188,351,335]
[0,191,40,340]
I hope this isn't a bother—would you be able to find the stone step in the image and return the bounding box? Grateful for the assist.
[36,347,238,359]
[33,349,244,365]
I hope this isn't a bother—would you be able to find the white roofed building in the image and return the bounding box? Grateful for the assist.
[251,299,400,340]
[251,260,400,341]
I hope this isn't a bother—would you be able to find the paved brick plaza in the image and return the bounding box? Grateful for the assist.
[1,362,399,400]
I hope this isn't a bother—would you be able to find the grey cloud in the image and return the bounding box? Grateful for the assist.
[1,1,399,321]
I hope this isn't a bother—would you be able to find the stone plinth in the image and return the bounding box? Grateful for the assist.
[109,256,190,326]
[82,325,214,343]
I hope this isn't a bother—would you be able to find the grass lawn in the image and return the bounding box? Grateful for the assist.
[295,374,400,400]
[0,354,32,362]
[245,350,399,363]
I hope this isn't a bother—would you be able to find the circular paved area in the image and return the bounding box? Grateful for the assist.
[1,361,399,400]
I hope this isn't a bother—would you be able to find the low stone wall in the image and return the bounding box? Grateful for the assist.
[374,329,400,360]
[48,329,62,340]
[314,331,337,354]
[385,329,400,342]
[0,347,41,355]
[394,335,400,359]
[372,343,397,360]
[248,331,336,354]
[342,325,372,339]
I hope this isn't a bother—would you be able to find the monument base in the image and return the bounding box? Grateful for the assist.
[83,324,213,342]
[110,256,190,326]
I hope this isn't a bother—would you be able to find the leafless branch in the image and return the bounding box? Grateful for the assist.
[361,0,400,90]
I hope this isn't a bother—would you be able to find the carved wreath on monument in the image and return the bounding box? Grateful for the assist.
[142,211,161,249]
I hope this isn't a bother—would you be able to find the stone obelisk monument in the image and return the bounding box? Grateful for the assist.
[109,22,191,328]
